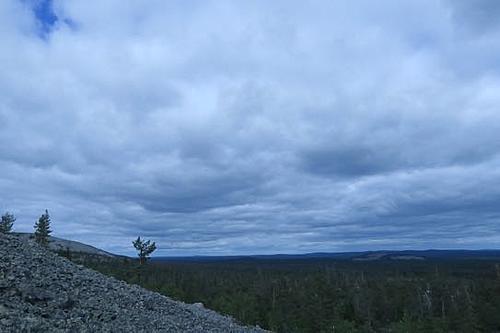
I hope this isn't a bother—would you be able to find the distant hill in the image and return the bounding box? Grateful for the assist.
[13,231,500,262]
[152,249,500,262]
[12,232,119,258]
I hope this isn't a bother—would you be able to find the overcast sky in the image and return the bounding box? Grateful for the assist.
[1,0,500,256]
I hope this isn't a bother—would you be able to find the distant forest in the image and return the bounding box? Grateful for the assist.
[64,254,500,332]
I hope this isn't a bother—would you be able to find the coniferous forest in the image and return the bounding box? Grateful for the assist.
[66,254,500,332]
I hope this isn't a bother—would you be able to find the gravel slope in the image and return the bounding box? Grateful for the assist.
[0,233,266,332]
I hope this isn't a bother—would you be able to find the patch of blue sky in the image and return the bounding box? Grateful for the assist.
[22,0,76,39]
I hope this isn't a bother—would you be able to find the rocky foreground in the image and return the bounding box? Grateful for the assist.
[0,233,265,332]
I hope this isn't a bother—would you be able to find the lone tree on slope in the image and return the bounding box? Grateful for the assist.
[0,212,16,233]
[34,209,52,246]
[133,237,157,265]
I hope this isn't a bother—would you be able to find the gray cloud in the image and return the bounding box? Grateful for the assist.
[1,0,500,256]
[448,0,500,34]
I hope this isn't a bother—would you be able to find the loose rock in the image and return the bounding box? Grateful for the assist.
[0,233,266,332]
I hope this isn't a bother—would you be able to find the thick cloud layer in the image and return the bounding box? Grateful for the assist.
[1,0,500,255]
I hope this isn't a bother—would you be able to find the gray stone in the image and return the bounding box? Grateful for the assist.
[0,233,267,332]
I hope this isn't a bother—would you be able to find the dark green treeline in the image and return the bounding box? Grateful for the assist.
[67,255,500,332]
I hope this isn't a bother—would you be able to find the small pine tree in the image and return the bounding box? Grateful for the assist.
[0,212,16,233]
[132,237,157,265]
[34,209,52,246]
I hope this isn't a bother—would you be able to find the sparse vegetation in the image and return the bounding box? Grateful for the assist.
[132,237,156,265]
[34,209,52,246]
[0,211,16,233]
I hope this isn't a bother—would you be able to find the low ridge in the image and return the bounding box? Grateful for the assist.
[12,232,118,258]
[0,233,265,332]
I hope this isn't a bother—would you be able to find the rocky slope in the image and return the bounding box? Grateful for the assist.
[0,233,265,332]
[12,232,118,257]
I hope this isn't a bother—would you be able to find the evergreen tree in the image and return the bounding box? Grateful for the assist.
[0,212,16,233]
[34,209,52,246]
[133,237,156,265]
